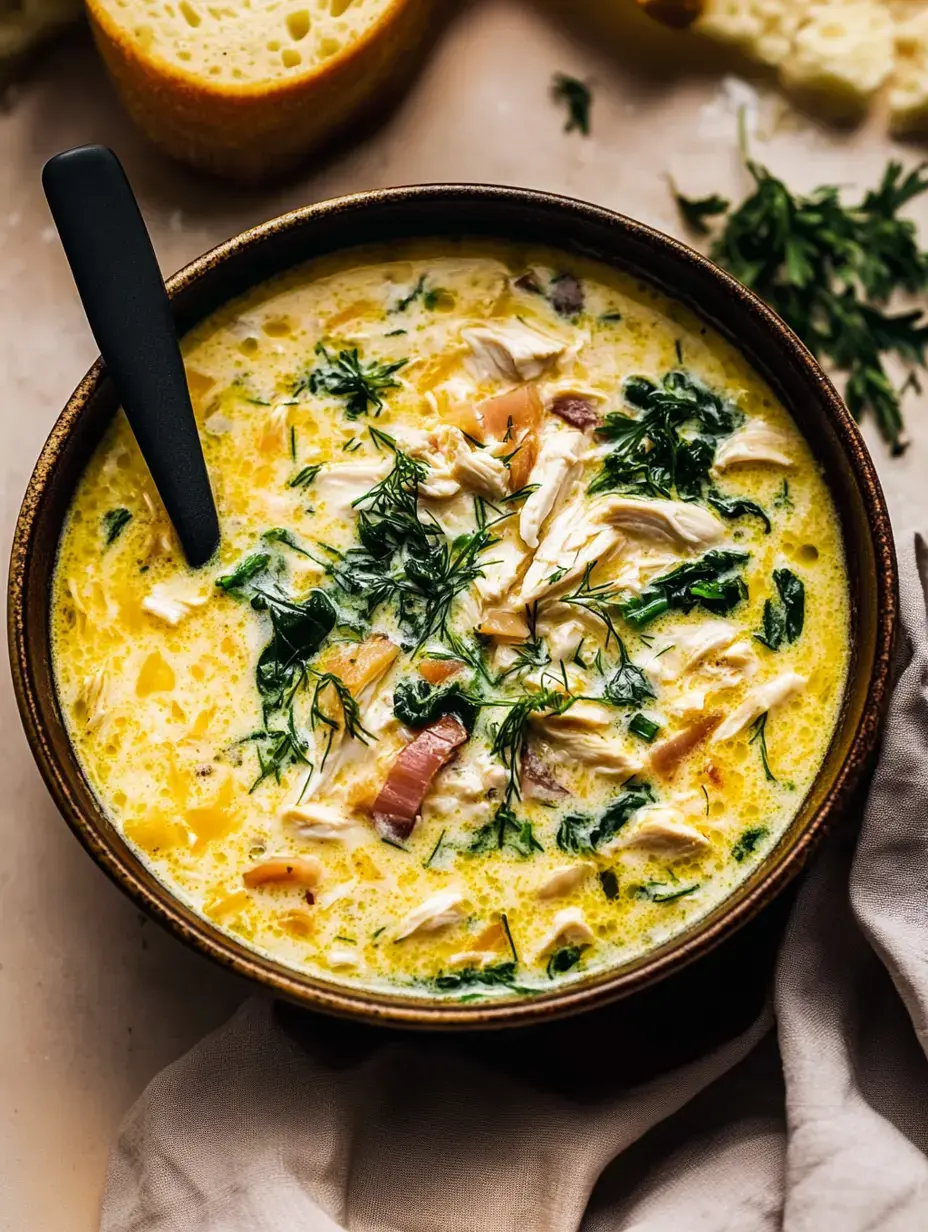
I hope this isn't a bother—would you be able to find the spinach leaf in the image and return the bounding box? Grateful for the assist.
[557,782,654,853]
[619,550,749,627]
[755,568,805,649]
[599,868,619,900]
[629,713,661,742]
[252,588,337,709]
[393,677,478,732]
[707,491,772,533]
[432,962,518,992]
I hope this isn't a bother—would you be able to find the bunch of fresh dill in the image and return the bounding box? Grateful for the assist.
[677,143,928,454]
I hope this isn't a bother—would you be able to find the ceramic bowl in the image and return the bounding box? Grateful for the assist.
[8,185,897,1027]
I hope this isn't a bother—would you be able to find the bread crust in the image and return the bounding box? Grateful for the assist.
[86,0,431,181]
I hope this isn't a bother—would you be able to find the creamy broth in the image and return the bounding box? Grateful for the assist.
[51,243,849,998]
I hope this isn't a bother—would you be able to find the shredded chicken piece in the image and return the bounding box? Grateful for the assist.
[462,321,566,382]
[474,535,531,605]
[599,496,725,551]
[141,583,207,626]
[280,802,368,844]
[539,723,643,777]
[395,888,470,941]
[77,669,109,733]
[615,806,712,857]
[536,907,595,959]
[713,672,807,742]
[518,496,626,605]
[519,427,586,548]
[713,420,793,471]
[314,459,390,516]
[243,856,323,889]
[537,863,595,900]
[650,713,722,775]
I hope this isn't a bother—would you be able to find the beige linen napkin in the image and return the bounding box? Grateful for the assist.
[101,534,928,1232]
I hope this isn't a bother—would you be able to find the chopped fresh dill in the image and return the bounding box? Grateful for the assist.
[299,343,407,420]
[749,712,777,782]
[424,830,446,868]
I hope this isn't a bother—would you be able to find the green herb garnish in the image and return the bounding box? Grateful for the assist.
[432,962,517,992]
[551,73,592,135]
[756,568,805,651]
[685,138,928,452]
[557,781,654,853]
[469,805,543,858]
[707,491,771,534]
[629,713,661,743]
[630,881,699,904]
[732,825,770,862]
[619,549,749,627]
[749,712,777,782]
[546,945,586,978]
[674,189,730,235]
[262,528,311,557]
[590,369,740,499]
[102,507,132,545]
[288,463,323,489]
[603,636,655,706]
[216,552,272,593]
[301,344,407,420]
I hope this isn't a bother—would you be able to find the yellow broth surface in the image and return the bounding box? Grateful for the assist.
[51,243,849,999]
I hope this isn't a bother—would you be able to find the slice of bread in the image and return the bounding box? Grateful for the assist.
[86,0,431,180]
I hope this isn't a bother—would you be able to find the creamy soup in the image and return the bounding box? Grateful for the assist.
[51,243,849,999]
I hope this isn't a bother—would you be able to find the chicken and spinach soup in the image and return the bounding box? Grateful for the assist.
[52,243,848,998]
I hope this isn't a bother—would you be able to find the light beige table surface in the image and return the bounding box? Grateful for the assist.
[2,2,926,1227]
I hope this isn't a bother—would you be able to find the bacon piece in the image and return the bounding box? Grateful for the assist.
[372,715,469,840]
[418,658,464,685]
[650,712,722,776]
[521,744,568,802]
[549,394,600,431]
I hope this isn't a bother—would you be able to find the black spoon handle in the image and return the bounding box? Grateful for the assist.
[42,144,220,568]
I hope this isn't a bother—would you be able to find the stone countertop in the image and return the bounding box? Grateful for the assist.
[1,1,925,1227]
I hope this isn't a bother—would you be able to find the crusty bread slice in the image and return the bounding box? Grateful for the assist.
[86,0,430,180]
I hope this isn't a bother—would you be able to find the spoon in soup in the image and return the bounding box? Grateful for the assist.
[42,144,220,567]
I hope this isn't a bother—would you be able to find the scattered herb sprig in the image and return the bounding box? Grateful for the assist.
[300,344,407,420]
[551,73,592,135]
[676,137,928,453]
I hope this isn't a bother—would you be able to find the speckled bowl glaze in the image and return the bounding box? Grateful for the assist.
[8,186,897,1029]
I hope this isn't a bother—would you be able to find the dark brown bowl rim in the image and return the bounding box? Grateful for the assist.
[8,184,897,1028]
